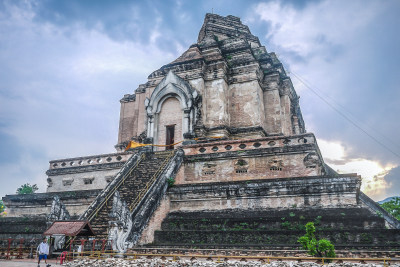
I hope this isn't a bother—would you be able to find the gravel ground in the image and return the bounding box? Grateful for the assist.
[63,258,399,267]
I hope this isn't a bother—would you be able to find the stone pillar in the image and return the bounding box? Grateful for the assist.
[183,108,191,135]
[263,74,284,135]
[263,89,283,134]
[280,92,292,136]
[293,115,300,135]
[203,78,229,136]
[147,115,154,139]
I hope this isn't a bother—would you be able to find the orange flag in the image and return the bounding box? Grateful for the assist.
[125,141,147,151]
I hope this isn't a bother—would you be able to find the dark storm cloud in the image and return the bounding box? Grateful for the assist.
[0,0,399,201]
[381,167,400,199]
[255,0,400,165]
[31,0,204,52]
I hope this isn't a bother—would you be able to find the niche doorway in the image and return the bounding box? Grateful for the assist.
[166,125,175,150]
[155,97,183,151]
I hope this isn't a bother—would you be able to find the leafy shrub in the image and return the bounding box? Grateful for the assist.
[314,215,322,225]
[298,222,336,261]
[167,177,175,188]
[281,221,291,229]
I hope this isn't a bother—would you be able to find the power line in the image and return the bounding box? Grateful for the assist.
[291,71,400,152]
[288,70,400,160]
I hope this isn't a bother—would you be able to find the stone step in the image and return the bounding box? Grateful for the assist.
[154,229,400,247]
[86,150,174,237]
[128,246,400,258]
[161,208,386,231]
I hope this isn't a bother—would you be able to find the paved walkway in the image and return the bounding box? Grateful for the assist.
[0,259,60,266]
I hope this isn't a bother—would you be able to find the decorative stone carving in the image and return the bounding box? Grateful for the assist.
[108,191,133,254]
[138,131,147,143]
[47,178,53,188]
[83,177,95,185]
[47,196,70,222]
[53,234,65,250]
[234,158,248,173]
[268,158,283,171]
[202,163,216,175]
[194,95,203,127]
[105,176,114,183]
[304,152,320,168]
[62,178,74,186]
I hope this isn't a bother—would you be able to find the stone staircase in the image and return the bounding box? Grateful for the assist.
[58,149,181,252]
[153,208,400,249]
[87,151,175,238]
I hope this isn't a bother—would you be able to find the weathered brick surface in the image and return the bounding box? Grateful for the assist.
[86,152,174,238]
[116,14,306,147]
[156,97,183,151]
[180,153,320,184]
[178,133,324,184]
[138,195,171,245]
[168,175,361,212]
[3,189,101,217]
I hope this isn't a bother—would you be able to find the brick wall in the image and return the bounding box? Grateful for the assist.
[156,97,183,151]
[179,154,321,184]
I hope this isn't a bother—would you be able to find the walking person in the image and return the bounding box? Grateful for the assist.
[37,237,51,267]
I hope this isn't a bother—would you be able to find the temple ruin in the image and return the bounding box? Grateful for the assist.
[1,13,399,255]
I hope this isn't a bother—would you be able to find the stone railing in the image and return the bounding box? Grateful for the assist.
[78,151,145,221]
[360,192,400,229]
[182,133,317,156]
[49,151,133,170]
[128,149,184,247]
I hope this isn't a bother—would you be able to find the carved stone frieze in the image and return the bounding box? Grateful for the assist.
[303,152,321,168]
[47,196,70,222]
[268,157,284,171]
[234,158,248,173]
[46,162,125,176]
[108,191,133,254]
[202,163,217,175]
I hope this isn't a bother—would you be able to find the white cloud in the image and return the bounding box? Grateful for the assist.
[254,1,381,58]
[252,0,400,163]
[251,0,391,120]
[0,2,178,196]
[317,139,346,162]
[318,138,396,200]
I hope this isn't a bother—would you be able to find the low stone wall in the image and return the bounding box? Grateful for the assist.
[0,216,47,240]
[139,175,362,246]
[63,258,398,267]
[177,133,326,185]
[168,175,361,212]
[46,151,134,192]
[3,189,101,217]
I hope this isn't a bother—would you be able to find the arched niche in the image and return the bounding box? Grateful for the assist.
[145,71,199,147]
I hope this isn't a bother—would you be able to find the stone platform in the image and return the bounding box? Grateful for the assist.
[3,189,101,218]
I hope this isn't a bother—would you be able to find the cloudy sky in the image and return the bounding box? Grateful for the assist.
[0,0,399,201]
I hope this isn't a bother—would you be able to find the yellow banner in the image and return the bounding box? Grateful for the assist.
[125,136,224,151]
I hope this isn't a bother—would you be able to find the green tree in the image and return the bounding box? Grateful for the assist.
[298,222,336,260]
[0,199,5,213]
[16,183,38,194]
[380,197,400,220]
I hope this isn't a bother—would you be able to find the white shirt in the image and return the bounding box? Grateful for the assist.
[37,242,49,255]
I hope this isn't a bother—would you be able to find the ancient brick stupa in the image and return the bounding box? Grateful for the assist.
[2,14,400,254]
